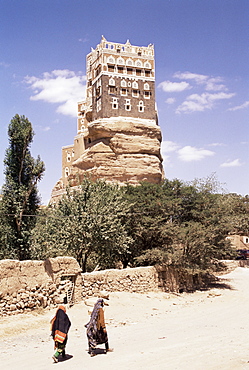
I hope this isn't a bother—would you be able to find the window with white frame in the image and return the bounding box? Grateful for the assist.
[138,101,144,112]
[108,65,115,72]
[117,57,125,65]
[96,98,101,112]
[109,78,115,86]
[135,59,142,67]
[120,88,128,96]
[126,59,133,66]
[109,86,116,94]
[108,56,115,64]
[144,61,151,69]
[132,89,139,97]
[125,99,131,111]
[112,97,118,109]
[121,80,127,87]
[65,167,70,177]
[144,83,150,90]
[144,91,151,99]
[67,152,71,162]
[132,81,138,89]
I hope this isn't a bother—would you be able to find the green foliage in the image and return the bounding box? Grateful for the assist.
[2,147,247,273]
[32,179,132,272]
[1,114,45,260]
[122,177,237,271]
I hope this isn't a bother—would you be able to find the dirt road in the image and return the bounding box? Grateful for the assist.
[1,267,249,369]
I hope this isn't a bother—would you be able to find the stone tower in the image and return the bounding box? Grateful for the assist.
[51,37,164,201]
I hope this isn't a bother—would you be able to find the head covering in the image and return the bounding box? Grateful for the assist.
[51,306,71,343]
[85,299,107,348]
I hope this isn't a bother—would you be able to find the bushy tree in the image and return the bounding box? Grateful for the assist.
[32,179,132,271]
[1,114,45,260]
[123,178,235,270]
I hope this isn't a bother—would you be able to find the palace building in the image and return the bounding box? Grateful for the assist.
[51,37,163,201]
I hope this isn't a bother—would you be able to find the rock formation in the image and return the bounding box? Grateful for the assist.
[51,117,163,201]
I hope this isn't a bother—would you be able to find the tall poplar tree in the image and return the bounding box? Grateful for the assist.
[1,114,45,260]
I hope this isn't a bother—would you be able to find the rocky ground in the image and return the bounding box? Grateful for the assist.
[1,267,249,369]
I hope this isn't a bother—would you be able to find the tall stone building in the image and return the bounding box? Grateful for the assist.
[51,36,164,201]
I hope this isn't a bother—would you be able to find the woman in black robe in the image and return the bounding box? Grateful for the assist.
[51,305,71,363]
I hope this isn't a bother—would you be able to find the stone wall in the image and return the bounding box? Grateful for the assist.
[81,266,159,298]
[0,257,237,316]
[0,257,82,316]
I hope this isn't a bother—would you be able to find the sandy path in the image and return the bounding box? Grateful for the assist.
[1,267,249,369]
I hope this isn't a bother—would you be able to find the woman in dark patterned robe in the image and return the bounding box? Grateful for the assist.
[85,298,112,357]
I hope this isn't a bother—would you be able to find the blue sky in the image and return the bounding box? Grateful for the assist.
[0,0,248,204]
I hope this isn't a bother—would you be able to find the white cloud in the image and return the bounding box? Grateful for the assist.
[178,146,215,162]
[228,100,249,111]
[79,37,88,43]
[34,124,51,132]
[205,77,227,91]
[0,61,10,68]
[158,80,190,92]
[165,97,176,104]
[174,71,227,92]
[208,142,226,147]
[174,71,208,84]
[220,159,242,167]
[25,69,86,117]
[176,92,235,114]
[161,140,180,153]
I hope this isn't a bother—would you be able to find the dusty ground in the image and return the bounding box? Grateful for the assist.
[1,267,249,370]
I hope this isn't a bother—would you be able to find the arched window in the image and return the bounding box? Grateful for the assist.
[121,80,127,87]
[117,57,125,65]
[109,78,115,86]
[132,81,138,89]
[108,56,115,64]
[112,97,118,109]
[67,152,71,162]
[144,61,151,69]
[135,60,142,67]
[125,99,131,111]
[138,101,145,112]
[65,167,70,177]
[126,59,133,66]
[144,83,150,90]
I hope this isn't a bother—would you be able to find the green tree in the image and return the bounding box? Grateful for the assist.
[123,178,235,270]
[1,114,45,260]
[33,179,132,272]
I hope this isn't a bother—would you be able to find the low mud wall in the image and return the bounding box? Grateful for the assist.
[0,258,237,316]
[80,265,211,298]
[0,257,82,316]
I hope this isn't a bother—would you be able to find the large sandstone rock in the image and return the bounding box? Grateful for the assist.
[51,117,164,200]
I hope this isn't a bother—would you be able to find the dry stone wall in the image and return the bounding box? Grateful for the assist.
[0,257,82,316]
[81,266,159,297]
[0,257,236,316]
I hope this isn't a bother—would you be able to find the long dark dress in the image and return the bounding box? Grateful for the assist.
[85,299,108,350]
